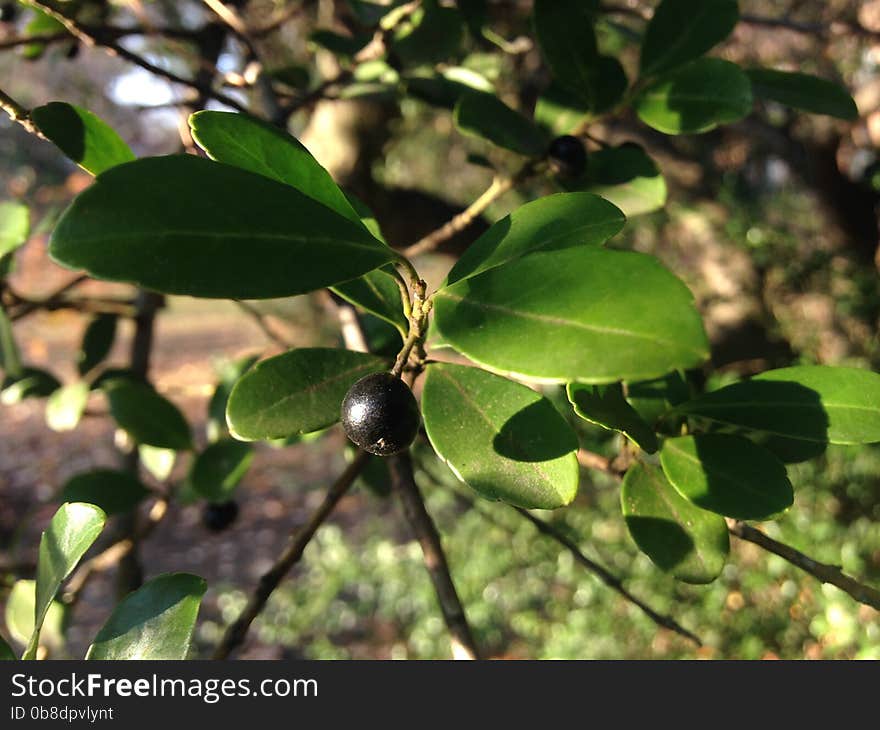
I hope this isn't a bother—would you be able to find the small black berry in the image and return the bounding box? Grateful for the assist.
[341,372,420,456]
[202,500,239,532]
[547,135,587,179]
[0,3,18,23]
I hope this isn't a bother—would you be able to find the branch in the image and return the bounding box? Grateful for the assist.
[0,87,46,139]
[727,520,880,611]
[213,450,371,659]
[388,451,480,660]
[514,507,702,646]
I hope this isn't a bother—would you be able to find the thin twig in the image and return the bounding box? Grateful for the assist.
[514,507,702,646]
[388,451,480,660]
[727,520,880,611]
[0,87,46,139]
[213,450,371,659]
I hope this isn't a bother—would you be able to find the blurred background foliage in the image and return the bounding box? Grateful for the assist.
[1,0,880,658]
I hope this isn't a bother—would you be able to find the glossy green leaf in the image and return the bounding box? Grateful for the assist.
[86,573,206,660]
[188,440,253,502]
[677,366,880,445]
[533,0,601,102]
[640,0,739,77]
[567,382,658,453]
[747,69,858,120]
[45,382,89,432]
[422,363,579,509]
[435,247,709,384]
[626,371,690,426]
[32,102,135,176]
[104,380,192,451]
[636,58,752,134]
[534,59,628,134]
[572,144,667,217]
[60,469,150,516]
[0,201,29,258]
[621,462,728,584]
[454,91,549,156]
[0,634,14,660]
[78,313,117,376]
[207,354,259,443]
[5,580,66,656]
[332,267,408,335]
[446,192,625,285]
[227,348,387,441]
[139,445,177,481]
[25,503,105,659]
[660,434,793,520]
[0,304,22,378]
[189,111,361,224]
[1,367,61,404]
[392,0,463,65]
[49,156,394,299]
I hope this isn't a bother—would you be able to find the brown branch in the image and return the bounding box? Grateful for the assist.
[0,87,46,139]
[727,520,880,612]
[514,507,702,646]
[388,451,480,660]
[213,451,371,659]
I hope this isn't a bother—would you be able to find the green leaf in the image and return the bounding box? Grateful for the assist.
[189,111,361,224]
[32,102,135,176]
[1,367,61,404]
[621,462,728,584]
[227,348,387,441]
[446,192,625,285]
[0,201,30,258]
[45,382,89,432]
[571,143,667,217]
[567,382,658,453]
[104,380,192,451]
[0,634,14,660]
[406,68,494,110]
[534,59,628,134]
[660,434,793,520]
[640,0,739,77]
[434,247,709,383]
[60,469,150,516]
[139,445,177,481]
[533,0,601,102]
[635,58,752,134]
[309,29,371,59]
[626,371,690,426]
[0,304,22,378]
[22,8,66,60]
[25,503,105,659]
[747,69,858,120]
[5,580,66,656]
[78,313,117,376]
[332,267,408,335]
[207,354,259,443]
[454,91,549,156]
[422,363,579,509]
[392,0,463,66]
[86,573,206,660]
[49,156,394,300]
[676,366,880,445]
[188,440,253,502]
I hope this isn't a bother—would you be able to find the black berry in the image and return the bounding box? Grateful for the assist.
[547,135,587,179]
[202,500,239,532]
[0,3,18,23]
[341,372,420,456]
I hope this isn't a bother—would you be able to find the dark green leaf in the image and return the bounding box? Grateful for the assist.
[60,469,150,516]
[45,382,89,432]
[446,192,625,285]
[660,434,793,520]
[0,201,29,258]
[747,69,858,120]
[86,573,206,660]
[309,29,371,59]
[78,313,117,376]
[422,363,579,509]
[454,91,549,156]
[621,462,728,583]
[227,348,387,441]
[567,382,658,452]
[640,0,739,77]
[626,371,690,426]
[434,247,709,383]
[32,102,135,176]
[49,156,394,299]
[207,354,259,443]
[0,304,22,378]
[25,503,105,659]
[188,440,253,502]
[22,9,66,60]
[265,65,310,90]
[332,267,408,335]
[0,634,14,660]
[392,0,463,65]
[636,58,752,134]
[1,367,61,404]
[677,366,880,445]
[533,0,601,102]
[104,380,192,451]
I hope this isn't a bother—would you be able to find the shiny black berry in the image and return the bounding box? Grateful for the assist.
[202,500,239,532]
[0,3,19,23]
[547,135,587,179]
[341,372,420,456]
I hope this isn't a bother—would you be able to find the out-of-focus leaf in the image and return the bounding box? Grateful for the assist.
[747,69,858,120]
[60,469,150,516]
